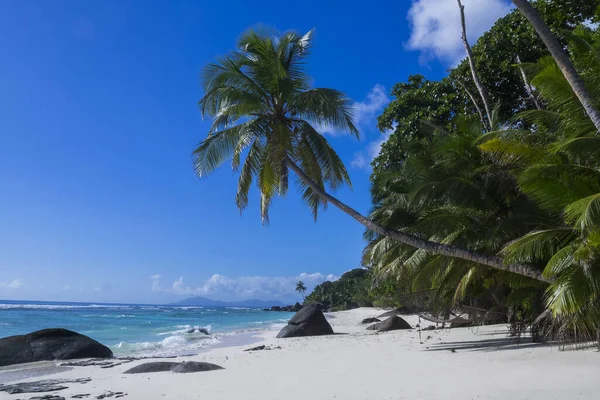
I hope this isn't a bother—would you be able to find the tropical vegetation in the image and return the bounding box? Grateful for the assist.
[367,2,600,342]
[194,0,600,344]
[295,280,307,300]
[304,269,372,311]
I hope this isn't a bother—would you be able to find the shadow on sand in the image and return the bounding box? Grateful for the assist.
[425,336,547,352]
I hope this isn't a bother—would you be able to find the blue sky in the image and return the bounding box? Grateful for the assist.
[0,0,513,304]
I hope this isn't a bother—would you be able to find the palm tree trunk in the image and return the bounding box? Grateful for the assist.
[457,0,493,130]
[512,0,600,132]
[285,156,550,283]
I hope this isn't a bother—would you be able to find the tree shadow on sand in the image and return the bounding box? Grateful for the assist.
[425,337,548,352]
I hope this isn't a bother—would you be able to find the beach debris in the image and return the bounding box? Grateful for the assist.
[276,304,334,338]
[60,355,182,370]
[449,349,456,353]
[71,395,91,399]
[449,317,472,328]
[60,359,128,369]
[28,395,66,400]
[361,318,381,324]
[0,328,113,367]
[244,345,282,352]
[96,391,127,399]
[422,325,437,331]
[0,378,91,395]
[366,316,412,332]
[123,361,223,374]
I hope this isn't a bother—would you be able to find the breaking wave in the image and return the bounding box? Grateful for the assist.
[113,327,219,356]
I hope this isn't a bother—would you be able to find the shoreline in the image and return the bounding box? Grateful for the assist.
[2,308,600,399]
[0,301,294,362]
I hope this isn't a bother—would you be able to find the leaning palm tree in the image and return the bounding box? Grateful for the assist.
[295,280,307,301]
[193,28,545,282]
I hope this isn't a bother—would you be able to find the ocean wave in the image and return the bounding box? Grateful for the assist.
[0,303,132,310]
[83,314,136,318]
[225,307,251,310]
[113,331,219,356]
[157,324,213,336]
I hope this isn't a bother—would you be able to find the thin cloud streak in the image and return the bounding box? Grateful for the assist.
[151,273,339,301]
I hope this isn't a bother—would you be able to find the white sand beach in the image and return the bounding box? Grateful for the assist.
[2,308,600,400]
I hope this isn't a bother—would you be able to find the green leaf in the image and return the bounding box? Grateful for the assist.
[564,193,600,231]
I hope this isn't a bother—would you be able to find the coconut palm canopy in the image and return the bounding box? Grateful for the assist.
[364,25,600,341]
[194,28,359,223]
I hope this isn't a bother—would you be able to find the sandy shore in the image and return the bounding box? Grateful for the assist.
[2,308,600,399]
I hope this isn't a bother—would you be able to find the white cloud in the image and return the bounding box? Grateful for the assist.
[151,274,163,292]
[151,272,339,301]
[352,128,393,171]
[367,130,393,160]
[353,84,389,127]
[406,0,513,64]
[319,84,391,171]
[321,84,389,136]
[350,153,368,169]
[0,279,24,289]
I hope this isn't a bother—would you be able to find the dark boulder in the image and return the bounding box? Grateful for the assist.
[0,329,113,367]
[270,306,282,312]
[276,304,334,338]
[292,302,303,312]
[376,307,410,319]
[185,327,209,335]
[0,378,91,395]
[171,361,224,373]
[366,323,380,330]
[376,315,412,332]
[124,362,176,374]
[124,361,223,374]
[361,317,381,324]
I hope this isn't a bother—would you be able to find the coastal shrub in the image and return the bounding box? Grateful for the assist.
[304,268,373,310]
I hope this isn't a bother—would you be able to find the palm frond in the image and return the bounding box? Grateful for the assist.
[290,89,359,137]
[564,193,600,231]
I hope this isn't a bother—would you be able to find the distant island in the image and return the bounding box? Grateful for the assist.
[171,297,285,308]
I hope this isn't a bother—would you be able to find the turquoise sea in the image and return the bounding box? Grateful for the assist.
[0,300,293,357]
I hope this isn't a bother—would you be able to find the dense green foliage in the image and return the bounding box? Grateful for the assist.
[374,0,600,173]
[304,269,372,310]
[374,76,470,171]
[366,18,600,341]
